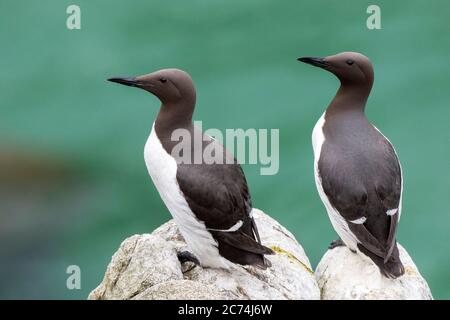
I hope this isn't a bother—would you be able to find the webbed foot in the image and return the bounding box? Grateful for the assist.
[177,251,200,273]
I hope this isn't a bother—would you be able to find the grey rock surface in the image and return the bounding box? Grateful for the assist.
[315,244,433,300]
[89,209,320,300]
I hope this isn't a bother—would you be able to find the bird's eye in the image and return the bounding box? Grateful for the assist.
[346,59,354,66]
[159,78,167,83]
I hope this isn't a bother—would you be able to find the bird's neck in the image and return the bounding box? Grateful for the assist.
[155,100,195,139]
[326,83,371,117]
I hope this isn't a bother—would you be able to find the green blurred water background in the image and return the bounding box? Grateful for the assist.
[0,0,449,299]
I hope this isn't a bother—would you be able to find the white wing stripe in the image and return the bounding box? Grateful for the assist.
[207,220,243,233]
[386,209,397,216]
[350,216,367,224]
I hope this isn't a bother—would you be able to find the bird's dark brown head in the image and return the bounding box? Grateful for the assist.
[298,52,374,88]
[108,68,196,105]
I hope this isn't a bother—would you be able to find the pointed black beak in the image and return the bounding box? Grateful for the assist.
[297,57,329,69]
[107,77,140,87]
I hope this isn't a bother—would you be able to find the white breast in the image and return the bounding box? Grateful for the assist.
[312,113,359,251]
[144,123,233,269]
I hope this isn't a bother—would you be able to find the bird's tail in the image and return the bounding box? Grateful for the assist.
[380,244,405,279]
[252,256,272,270]
[212,230,274,269]
[359,242,405,279]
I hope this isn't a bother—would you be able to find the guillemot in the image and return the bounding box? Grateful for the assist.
[108,69,273,269]
[298,52,405,278]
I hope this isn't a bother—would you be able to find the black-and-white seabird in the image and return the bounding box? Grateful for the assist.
[298,52,405,278]
[108,69,273,269]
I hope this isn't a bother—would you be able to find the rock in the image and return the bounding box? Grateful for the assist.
[89,209,320,300]
[88,234,183,299]
[133,280,228,300]
[315,244,433,300]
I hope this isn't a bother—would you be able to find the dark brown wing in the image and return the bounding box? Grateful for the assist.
[176,141,271,257]
[176,161,252,230]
